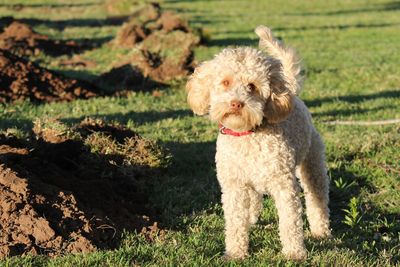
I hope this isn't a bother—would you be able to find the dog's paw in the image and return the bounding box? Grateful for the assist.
[249,214,259,226]
[222,251,248,261]
[311,228,332,240]
[282,248,308,261]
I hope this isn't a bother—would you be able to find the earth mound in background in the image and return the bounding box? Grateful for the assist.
[109,3,203,83]
[0,20,90,57]
[0,118,170,258]
[0,49,100,103]
[114,3,197,48]
[129,30,198,82]
[0,3,207,98]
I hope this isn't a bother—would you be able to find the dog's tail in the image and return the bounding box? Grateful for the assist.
[255,25,302,95]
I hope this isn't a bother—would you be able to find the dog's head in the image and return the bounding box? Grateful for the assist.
[186,26,301,132]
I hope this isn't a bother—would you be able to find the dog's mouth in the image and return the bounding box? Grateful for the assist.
[210,101,263,131]
[223,110,242,118]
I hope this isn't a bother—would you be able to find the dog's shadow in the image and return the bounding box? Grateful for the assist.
[152,140,221,227]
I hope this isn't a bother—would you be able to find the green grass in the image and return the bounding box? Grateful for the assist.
[1,0,399,266]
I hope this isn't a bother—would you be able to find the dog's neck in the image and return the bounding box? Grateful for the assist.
[218,124,254,137]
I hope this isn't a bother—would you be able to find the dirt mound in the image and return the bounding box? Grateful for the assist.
[111,3,201,82]
[0,118,170,258]
[0,49,99,103]
[0,20,90,57]
[113,3,161,47]
[114,3,199,48]
[130,30,198,82]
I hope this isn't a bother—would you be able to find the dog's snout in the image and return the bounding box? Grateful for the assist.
[230,100,244,111]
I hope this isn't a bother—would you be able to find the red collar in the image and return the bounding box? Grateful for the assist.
[219,124,254,137]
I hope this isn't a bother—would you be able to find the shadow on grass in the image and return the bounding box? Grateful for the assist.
[286,1,400,16]
[200,21,399,47]
[0,117,33,132]
[312,105,397,118]
[9,17,127,31]
[0,2,99,9]
[305,89,400,107]
[152,140,220,228]
[207,37,255,47]
[273,22,400,32]
[187,15,229,25]
[55,69,100,83]
[62,109,192,127]
[68,36,114,49]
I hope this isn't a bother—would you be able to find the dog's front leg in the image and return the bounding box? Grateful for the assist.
[269,174,307,260]
[221,185,251,259]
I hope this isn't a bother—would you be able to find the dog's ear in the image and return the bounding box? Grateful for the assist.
[255,25,299,123]
[186,61,214,115]
[264,62,294,123]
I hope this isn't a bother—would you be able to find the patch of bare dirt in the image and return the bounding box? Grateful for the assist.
[130,30,198,82]
[0,49,100,103]
[0,118,170,258]
[0,3,207,100]
[0,20,91,57]
[110,3,202,82]
[114,3,199,47]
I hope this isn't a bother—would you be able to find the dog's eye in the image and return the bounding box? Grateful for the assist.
[222,80,230,87]
[247,83,256,91]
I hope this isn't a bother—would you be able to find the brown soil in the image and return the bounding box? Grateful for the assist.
[0,49,99,103]
[111,3,200,82]
[0,3,206,102]
[0,20,90,57]
[0,118,169,258]
[156,11,191,33]
[130,30,198,82]
[114,4,193,49]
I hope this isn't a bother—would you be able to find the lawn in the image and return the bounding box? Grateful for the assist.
[0,0,399,266]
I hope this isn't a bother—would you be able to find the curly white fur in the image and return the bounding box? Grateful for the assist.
[186,25,331,261]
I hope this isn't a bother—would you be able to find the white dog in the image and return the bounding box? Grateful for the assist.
[186,26,331,260]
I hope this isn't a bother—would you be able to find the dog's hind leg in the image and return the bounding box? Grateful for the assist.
[299,130,331,238]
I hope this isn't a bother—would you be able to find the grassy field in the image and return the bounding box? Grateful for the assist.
[1,0,400,266]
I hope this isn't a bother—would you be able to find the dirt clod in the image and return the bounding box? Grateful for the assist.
[0,118,170,258]
[130,30,198,82]
[0,20,88,57]
[0,49,99,103]
[111,3,202,82]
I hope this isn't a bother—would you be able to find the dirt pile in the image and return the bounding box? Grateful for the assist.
[129,30,197,82]
[114,3,195,48]
[111,3,202,82]
[0,118,170,257]
[0,49,99,103]
[0,20,89,57]
[0,4,207,100]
